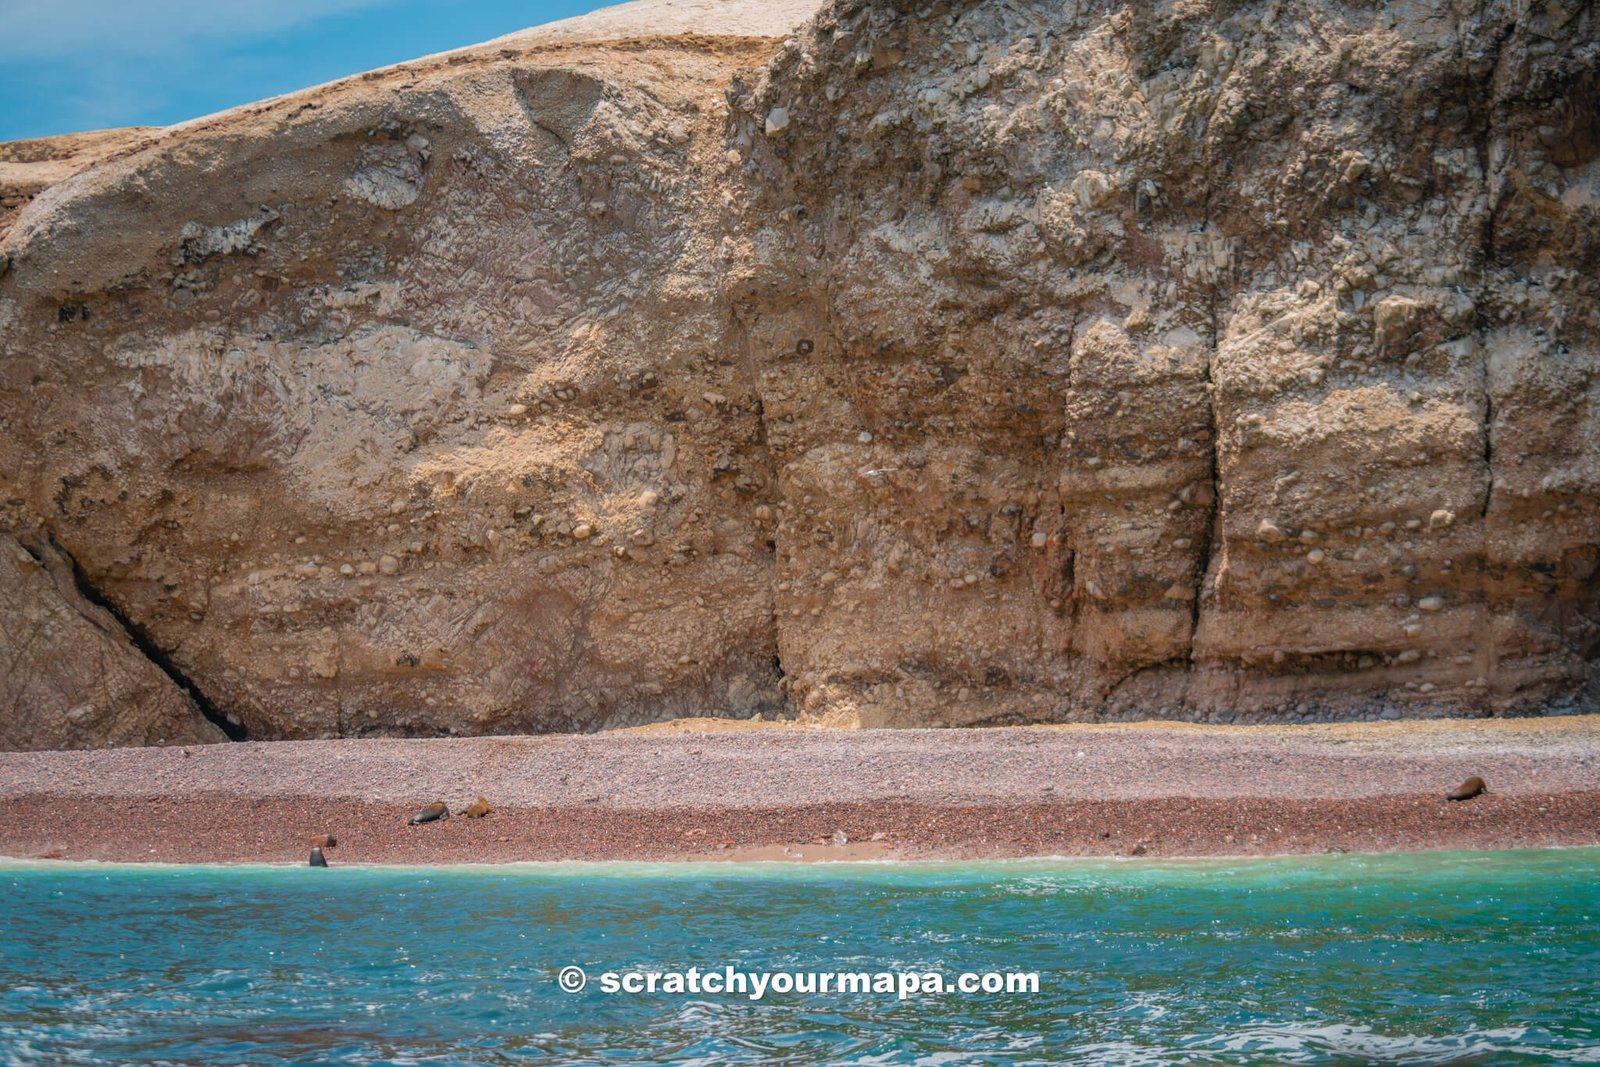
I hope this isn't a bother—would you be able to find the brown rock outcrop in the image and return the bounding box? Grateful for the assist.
[739,0,1599,724]
[0,127,158,244]
[0,533,225,748]
[0,0,1595,742]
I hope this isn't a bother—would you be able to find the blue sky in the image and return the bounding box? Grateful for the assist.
[0,1,611,141]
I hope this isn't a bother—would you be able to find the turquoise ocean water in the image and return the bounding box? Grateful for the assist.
[2,849,1597,1065]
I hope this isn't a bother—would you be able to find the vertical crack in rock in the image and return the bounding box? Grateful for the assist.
[45,533,247,741]
[1473,20,1512,525]
[1471,15,1517,692]
[751,393,791,718]
[732,308,792,718]
[1190,277,1222,664]
[1185,137,1226,672]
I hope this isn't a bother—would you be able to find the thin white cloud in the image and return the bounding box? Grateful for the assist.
[0,0,396,59]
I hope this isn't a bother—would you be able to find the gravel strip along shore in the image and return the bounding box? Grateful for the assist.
[2,718,1596,864]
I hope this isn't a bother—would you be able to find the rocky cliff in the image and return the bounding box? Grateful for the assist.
[1,0,1595,745]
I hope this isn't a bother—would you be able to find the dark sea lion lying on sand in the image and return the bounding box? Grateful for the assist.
[1447,776,1487,801]
[408,801,449,825]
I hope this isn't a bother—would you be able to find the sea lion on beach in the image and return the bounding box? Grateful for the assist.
[1447,776,1487,801]
[309,834,337,849]
[408,801,449,825]
[464,796,492,818]
[309,846,328,867]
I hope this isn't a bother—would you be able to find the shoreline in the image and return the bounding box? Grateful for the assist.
[7,842,1599,873]
[2,717,1596,866]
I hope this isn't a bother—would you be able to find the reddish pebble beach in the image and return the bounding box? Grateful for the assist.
[1,716,1596,866]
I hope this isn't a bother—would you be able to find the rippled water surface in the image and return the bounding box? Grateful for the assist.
[2,849,1598,1065]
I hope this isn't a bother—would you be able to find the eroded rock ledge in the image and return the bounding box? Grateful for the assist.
[0,0,1595,744]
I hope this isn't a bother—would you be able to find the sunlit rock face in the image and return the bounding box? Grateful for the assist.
[0,0,1594,744]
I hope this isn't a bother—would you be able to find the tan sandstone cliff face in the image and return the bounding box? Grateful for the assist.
[0,0,1595,744]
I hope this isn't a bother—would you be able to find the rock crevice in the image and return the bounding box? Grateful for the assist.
[42,533,247,740]
[0,533,226,748]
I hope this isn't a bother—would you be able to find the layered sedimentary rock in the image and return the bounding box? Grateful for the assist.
[740,0,1600,723]
[0,0,1595,743]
